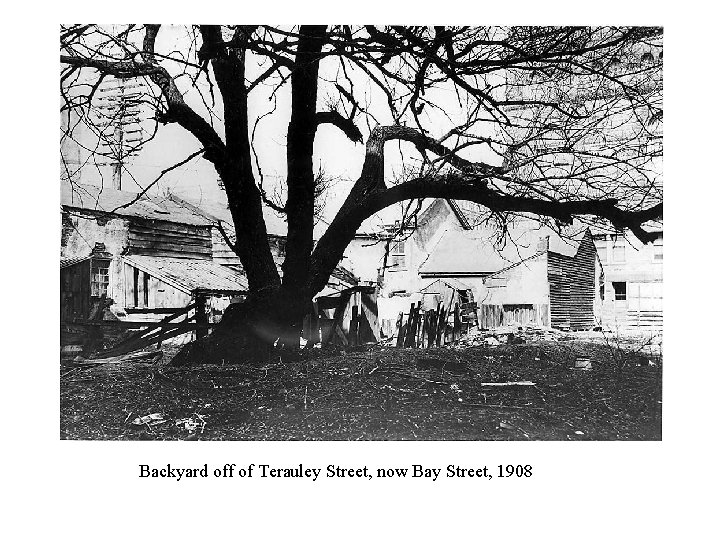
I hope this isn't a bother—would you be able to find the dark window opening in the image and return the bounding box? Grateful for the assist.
[612,281,627,301]
[143,272,150,308]
[133,267,139,307]
[600,284,605,301]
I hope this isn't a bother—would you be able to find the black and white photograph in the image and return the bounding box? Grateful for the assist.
[6,3,720,539]
[59,24,664,441]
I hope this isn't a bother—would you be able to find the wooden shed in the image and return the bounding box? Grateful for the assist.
[479,229,599,330]
[418,224,600,331]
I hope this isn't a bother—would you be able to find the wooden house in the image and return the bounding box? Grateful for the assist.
[342,198,601,332]
[420,226,600,330]
[593,224,663,334]
[61,181,368,350]
[61,181,247,326]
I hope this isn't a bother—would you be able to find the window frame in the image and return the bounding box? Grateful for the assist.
[612,281,627,301]
[389,240,407,270]
[90,259,110,298]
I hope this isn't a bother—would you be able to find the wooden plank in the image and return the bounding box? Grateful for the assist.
[396,312,405,348]
[405,303,419,348]
[129,220,212,237]
[71,320,214,329]
[128,229,211,243]
[95,321,196,357]
[436,305,447,346]
[325,294,350,346]
[92,303,195,358]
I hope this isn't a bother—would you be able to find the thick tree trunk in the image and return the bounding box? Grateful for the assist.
[279,25,328,347]
[171,287,312,365]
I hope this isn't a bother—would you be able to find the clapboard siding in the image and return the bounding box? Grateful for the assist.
[547,231,596,330]
[211,228,286,269]
[128,219,212,259]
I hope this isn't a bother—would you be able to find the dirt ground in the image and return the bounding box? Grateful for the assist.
[60,339,662,441]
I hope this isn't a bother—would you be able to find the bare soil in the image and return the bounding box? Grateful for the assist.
[60,340,662,441]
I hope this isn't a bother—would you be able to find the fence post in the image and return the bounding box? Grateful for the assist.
[396,312,405,348]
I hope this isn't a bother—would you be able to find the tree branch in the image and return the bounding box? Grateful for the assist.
[109,149,204,213]
[316,111,363,143]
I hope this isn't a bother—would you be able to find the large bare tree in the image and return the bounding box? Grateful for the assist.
[61,25,663,352]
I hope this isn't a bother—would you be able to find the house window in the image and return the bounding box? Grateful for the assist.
[130,268,151,308]
[653,238,663,261]
[600,283,605,301]
[613,241,626,262]
[133,267,140,307]
[389,240,406,270]
[612,281,627,301]
[143,272,150,307]
[90,260,110,297]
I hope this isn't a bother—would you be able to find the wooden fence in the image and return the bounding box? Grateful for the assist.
[61,302,210,358]
[395,301,479,348]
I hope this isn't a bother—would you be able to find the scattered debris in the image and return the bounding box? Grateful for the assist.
[62,338,662,441]
[175,413,207,435]
[574,357,592,370]
[131,412,168,428]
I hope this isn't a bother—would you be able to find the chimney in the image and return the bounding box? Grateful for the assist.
[91,242,112,260]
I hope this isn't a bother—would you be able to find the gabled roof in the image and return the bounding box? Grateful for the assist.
[61,181,212,227]
[123,255,248,295]
[419,225,590,276]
